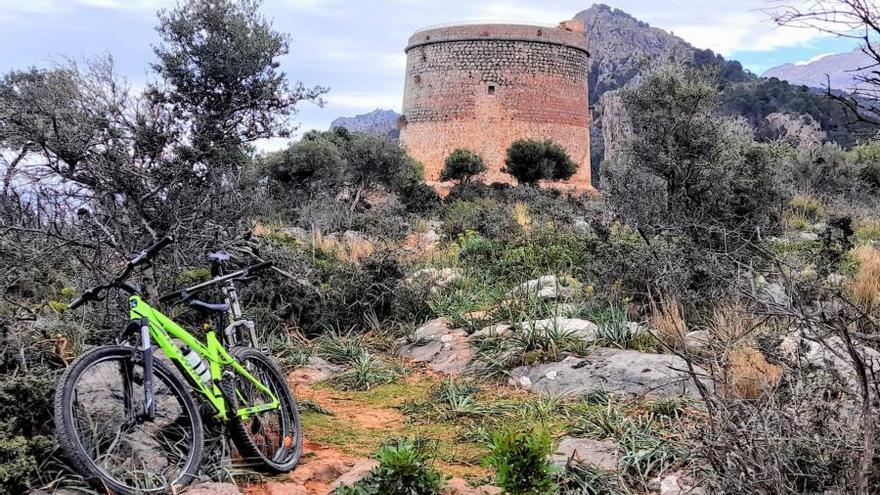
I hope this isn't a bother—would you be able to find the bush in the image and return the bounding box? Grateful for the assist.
[503,139,577,185]
[398,183,441,213]
[440,198,521,241]
[440,148,487,183]
[334,440,445,495]
[0,371,58,493]
[483,425,557,494]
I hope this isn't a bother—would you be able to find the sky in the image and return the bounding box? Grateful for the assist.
[0,0,863,146]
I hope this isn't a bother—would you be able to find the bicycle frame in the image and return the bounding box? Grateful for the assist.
[128,294,279,421]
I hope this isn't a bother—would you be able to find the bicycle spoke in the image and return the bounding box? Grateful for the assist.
[69,356,197,491]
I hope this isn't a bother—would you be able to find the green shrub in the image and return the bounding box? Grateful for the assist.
[474,323,588,377]
[558,460,622,495]
[334,440,445,495]
[503,139,577,185]
[441,198,521,241]
[483,425,557,494]
[441,148,487,184]
[0,435,55,493]
[0,371,57,493]
[619,428,684,485]
[331,354,402,391]
[398,183,441,213]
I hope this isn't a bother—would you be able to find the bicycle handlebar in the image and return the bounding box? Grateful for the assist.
[157,261,274,304]
[68,236,174,310]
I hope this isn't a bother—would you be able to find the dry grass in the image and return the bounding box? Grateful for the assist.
[648,293,687,347]
[726,346,782,399]
[313,229,376,263]
[512,202,531,230]
[854,217,880,244]
[711,301,760,343]
[789,194,824,220]
[851,245,880,312]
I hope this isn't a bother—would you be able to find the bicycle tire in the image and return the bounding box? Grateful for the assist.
[54,346,204,494]
[228,346,302,472]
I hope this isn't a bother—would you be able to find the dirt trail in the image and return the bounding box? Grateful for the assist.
[243,374,400,495]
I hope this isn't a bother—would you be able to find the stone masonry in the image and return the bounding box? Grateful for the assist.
[399,20,591,190]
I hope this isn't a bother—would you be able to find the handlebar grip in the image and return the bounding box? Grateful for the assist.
[68,286,105,310]
[68,296,87,310]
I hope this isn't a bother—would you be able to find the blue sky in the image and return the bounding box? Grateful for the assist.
[0,0,862,146]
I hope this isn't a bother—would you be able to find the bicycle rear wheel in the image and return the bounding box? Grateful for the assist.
[54,346,204,494]
[228,346,302,472]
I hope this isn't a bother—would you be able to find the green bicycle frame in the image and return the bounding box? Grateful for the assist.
[128,295,279,421]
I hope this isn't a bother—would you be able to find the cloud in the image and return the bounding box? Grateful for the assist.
[795,52,835,65]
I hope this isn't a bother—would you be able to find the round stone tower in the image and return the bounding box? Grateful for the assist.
[399,20,591,190]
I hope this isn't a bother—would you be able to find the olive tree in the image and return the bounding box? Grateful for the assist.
[0,0,325,256]
[603,64,784,241]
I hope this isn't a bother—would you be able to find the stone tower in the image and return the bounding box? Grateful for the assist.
[399,20,591,190]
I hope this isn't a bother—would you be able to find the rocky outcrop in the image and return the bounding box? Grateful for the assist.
[509,349,708,399]
[402,318,474,375]
[552,437,619,471]
[527,317,599,341]
[778,331,880,393]
[508,275,576,300]
[289,357,344,386]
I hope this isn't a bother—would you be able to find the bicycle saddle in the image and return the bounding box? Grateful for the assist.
[206,251,231,263]
[187,299,229,314]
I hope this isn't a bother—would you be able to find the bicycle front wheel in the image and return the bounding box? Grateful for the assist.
[54,346,204,494]
[229,346,302,472]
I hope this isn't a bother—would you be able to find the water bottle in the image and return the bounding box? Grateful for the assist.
[181,346,212,386]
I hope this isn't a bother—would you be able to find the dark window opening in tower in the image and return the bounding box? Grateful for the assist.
[487,83,496,95]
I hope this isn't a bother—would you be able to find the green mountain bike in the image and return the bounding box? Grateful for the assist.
[54,237,302,494]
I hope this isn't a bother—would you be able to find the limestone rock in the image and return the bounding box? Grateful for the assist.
[552,437,619,471]
[288,357,343,386]
[779,331,880,392]
[472,323,512,338]
[402,228,441,258]
[329,459,380,490]
[508,349,708,399]
[755,276,791,308]
[446,477,502,495]
[509,275,575,300]
[406,267,462,290]
[183,482,242,495]
[684,330,711,350]
[403,318,474,375]
[528,317,599,341]
[654,471,705,495]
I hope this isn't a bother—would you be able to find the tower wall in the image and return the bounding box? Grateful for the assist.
[399,21,591,190]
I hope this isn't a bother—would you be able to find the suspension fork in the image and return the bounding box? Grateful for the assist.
[139,316,156,420]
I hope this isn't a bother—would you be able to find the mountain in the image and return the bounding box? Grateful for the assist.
[575,3,867,155]
[763,48,873,90]
[576,4,750,104]
[330,109,399,139]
